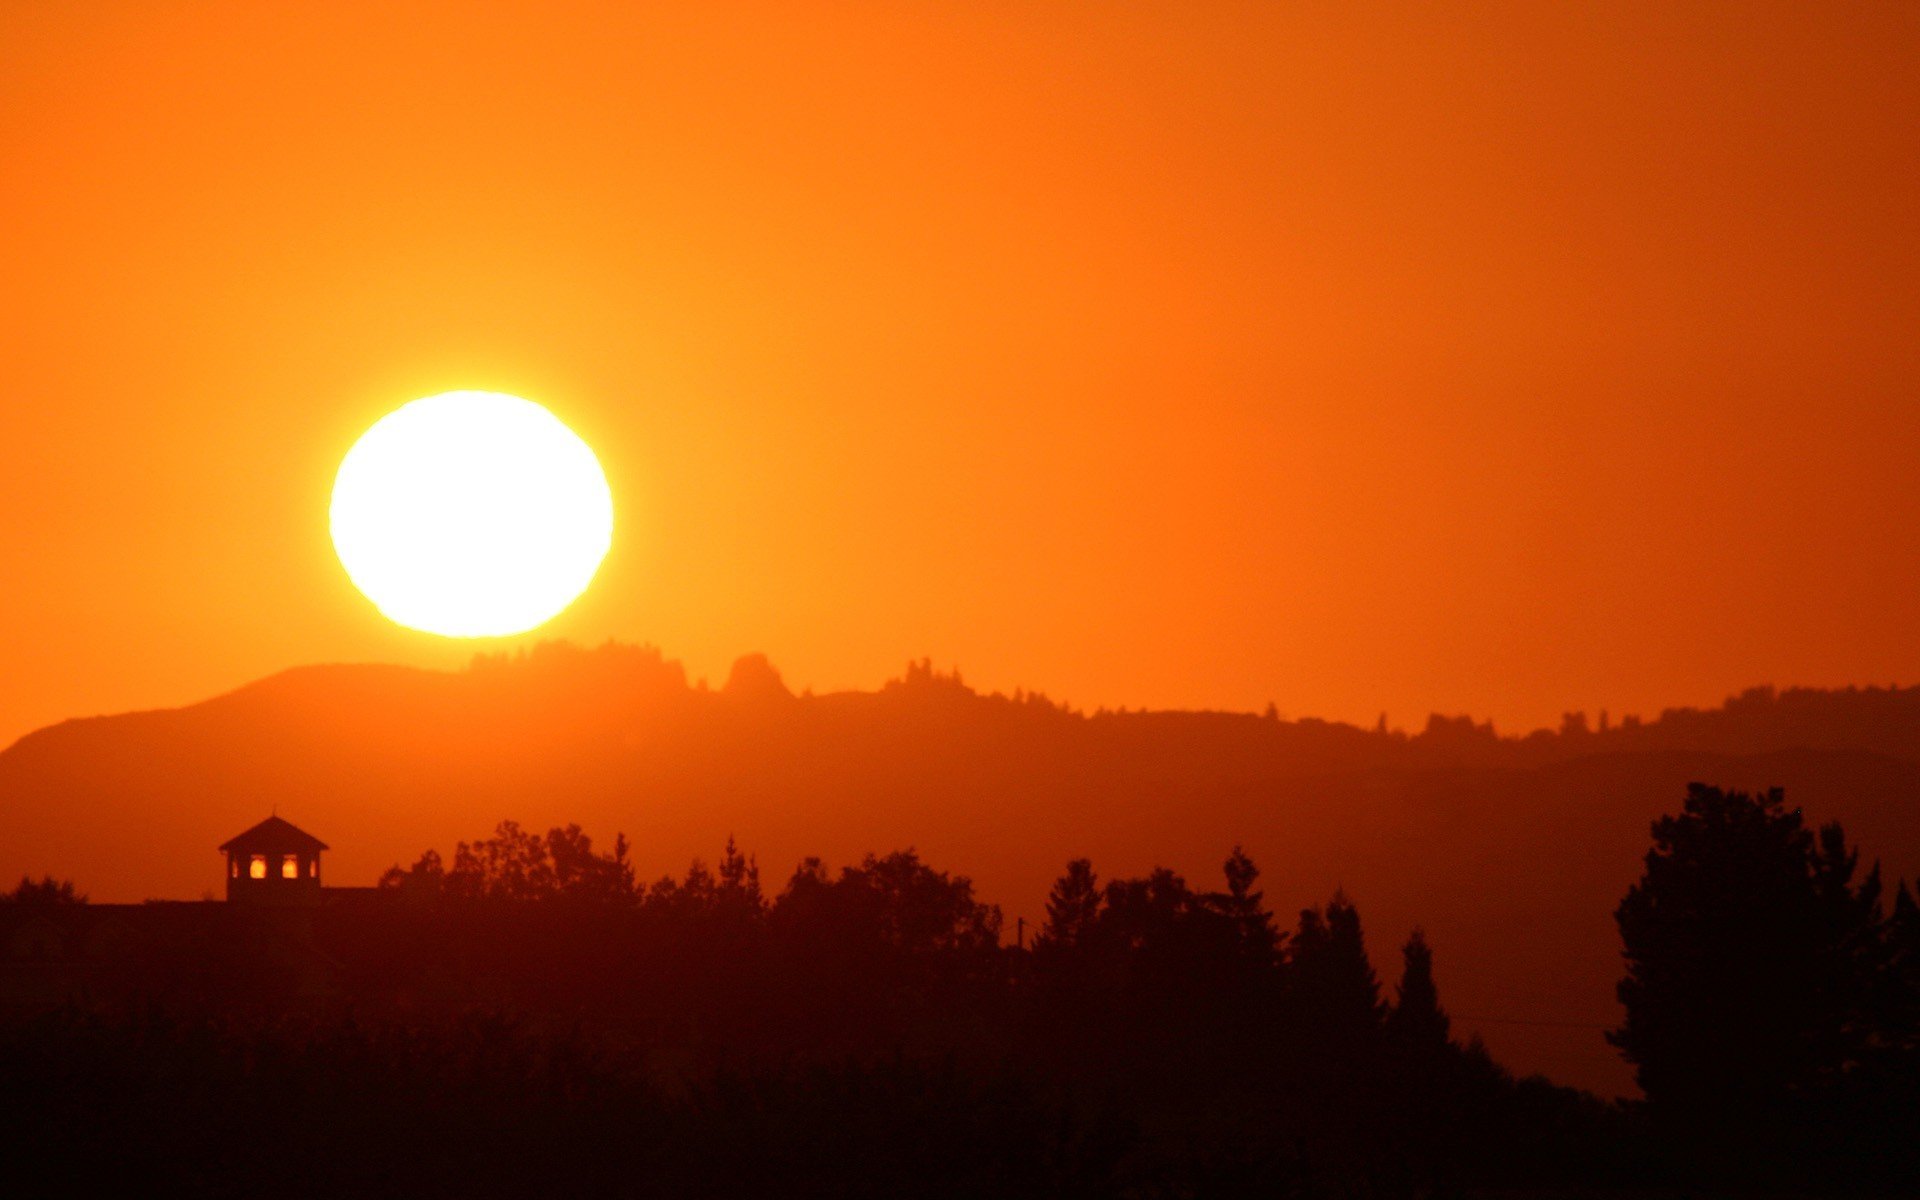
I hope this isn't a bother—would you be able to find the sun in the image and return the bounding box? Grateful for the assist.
[330,391,614,638]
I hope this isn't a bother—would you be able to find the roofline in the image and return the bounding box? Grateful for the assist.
[216,815,330,853]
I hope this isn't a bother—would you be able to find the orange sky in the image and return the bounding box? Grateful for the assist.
[3,1,1917,749]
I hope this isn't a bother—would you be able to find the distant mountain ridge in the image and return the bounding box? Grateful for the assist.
[15,643,1919,770]
[4,641,1918,1098]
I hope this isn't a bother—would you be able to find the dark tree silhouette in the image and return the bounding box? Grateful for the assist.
[546,822,636,901]
[1291,891,1383,1041]
[1610,784,1885,1126]
[1036,857,1100,951]
[2,875,85,904]
[1387,927,1450,1054]
[1205,845,1280,965]
[1379,928,1475,1196]
[716,835,763,908]
[777,849,1000,954]
[380,820,634,903]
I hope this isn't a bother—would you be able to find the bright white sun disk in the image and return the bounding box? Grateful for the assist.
[330,391,613,637]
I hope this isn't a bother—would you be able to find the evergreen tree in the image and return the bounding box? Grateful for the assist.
[1037,858,1101,951]
[717,835,765,911]
[1208,845,1279,963]
[1387,927,1450,1052]
[1610,784,1883,1120]
[1291,891,1384,1045]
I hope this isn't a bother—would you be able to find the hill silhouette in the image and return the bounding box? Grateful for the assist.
[3,640,1918,1095]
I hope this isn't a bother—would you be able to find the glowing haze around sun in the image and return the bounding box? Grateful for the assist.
[330,391,614,637]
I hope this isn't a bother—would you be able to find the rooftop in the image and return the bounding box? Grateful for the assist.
[217,815,329,855]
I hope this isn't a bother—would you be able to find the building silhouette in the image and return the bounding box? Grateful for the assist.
[2,815,368,1009]
[220,815,328,905]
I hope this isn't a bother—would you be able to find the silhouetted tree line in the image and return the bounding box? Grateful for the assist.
[7,784,1920,1195]
[2,874,85,904]
[100,824,1608,1193]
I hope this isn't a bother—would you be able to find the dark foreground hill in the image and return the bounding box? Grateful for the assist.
[4,641,1918,1095]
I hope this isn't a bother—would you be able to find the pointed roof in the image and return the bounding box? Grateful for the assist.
[218,815,329,855]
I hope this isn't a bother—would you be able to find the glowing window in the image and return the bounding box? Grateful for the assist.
[230,859,240,879]
[249,855,267,879]
[282,856,300,879]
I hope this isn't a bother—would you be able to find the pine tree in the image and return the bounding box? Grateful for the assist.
[1387,927,1450,1052]
[1037,858,1101,951]
[718,834,764,910]
[1292,891,1384,1044]
[1215,845,1279,961]
[1610,784,1883,1119]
